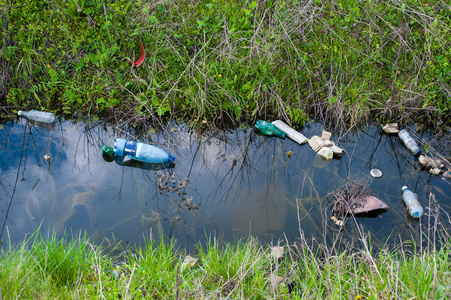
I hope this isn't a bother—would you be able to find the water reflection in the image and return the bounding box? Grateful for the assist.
[112,155,173,171]
[0,117,450,252]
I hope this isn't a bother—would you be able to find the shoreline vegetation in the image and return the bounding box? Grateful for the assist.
[0,216,450,299]
[1,1,451,298]
[1,0,450,130]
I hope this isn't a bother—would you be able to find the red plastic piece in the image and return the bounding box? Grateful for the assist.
[129,40,145,67]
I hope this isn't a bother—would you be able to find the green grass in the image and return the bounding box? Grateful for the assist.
[1,0,450,128]
[0,227,450,299]
[0,229,103,298]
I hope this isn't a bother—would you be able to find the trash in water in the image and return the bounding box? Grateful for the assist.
[102,145,115,162]
[419,155,446,175]
[398,129,420,156]
[255,120,286,138]
[401,186,423,218]
[370,169,382,178]
[307,130,345,158]
[419,155,445,169]
[330,216,344,226]
[271,120,308,145]
[18,110,55,124]
[308,135,334,152]
[114,138,175,164]
[332,182,389,217]
[321,130,332,140]
[317,147,333,161]
[382,123,399,134]
[102,144,172,170]
[330,145,345,157]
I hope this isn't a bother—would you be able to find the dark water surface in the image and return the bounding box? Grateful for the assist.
[1,117,450,251]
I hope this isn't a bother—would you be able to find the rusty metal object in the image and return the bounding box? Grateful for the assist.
[333,183,389,217]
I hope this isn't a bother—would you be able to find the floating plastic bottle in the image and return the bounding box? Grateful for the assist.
[401,186,423,218]
[113,138,175,164]
[398,129,420,156]
[18,110,55,123]
[102,144,171,170]
[255,120,286,138]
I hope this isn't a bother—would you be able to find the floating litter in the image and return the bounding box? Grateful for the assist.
[370,169,382,178]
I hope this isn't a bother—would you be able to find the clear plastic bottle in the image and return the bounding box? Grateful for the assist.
[255,120,286,138]
[18,110,55,123]
[401,186,423,218]
[113,138,175,164]
[398,130,420,156]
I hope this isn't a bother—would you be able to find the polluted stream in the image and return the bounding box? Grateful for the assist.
[0,117,450,252]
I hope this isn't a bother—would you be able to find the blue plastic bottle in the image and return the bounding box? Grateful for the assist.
[113,138,175,164]
[401,186,423,218]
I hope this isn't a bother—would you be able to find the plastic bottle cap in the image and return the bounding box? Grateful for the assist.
[370,169,382,178]
[102,145,115,157]
[401,186,408,192]
[411,211,422,218]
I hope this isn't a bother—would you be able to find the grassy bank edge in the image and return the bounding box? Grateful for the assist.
[0,226,450,299]
[1,0,451,130]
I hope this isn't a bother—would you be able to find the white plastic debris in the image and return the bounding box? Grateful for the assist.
[419,155,445,169]
[308,136,334,152]
[270,246,284,260]
[331,216,344,226]
[370,169,383,178]
[321,130,332,140]
[382,123,399,134]
[271,120,308,145]
[317,147,333,161]
[330,145,345,157]
[182,256,198,270]
[307,129,345,158]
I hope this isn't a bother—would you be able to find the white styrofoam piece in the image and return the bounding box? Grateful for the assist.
[271,120,308,145]
[317,147,333,161]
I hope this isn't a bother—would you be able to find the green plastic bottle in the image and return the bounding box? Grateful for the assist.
[255,120,286,138]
